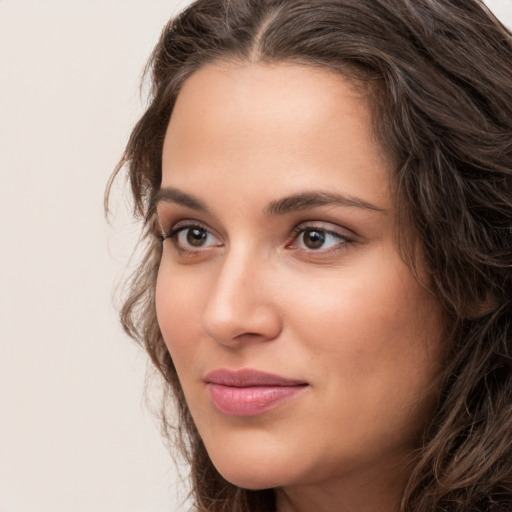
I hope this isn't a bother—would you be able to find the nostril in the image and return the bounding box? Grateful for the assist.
[201,259,282,346]
[202,304,282,347]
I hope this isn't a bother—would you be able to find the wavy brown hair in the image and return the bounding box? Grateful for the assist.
[107,0,512,510]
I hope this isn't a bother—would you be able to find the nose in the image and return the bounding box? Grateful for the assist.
[201,249,282,347]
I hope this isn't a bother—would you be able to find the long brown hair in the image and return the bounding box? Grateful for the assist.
[107,1,512,510]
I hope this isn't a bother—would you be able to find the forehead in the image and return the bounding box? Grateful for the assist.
[162,61,391,211]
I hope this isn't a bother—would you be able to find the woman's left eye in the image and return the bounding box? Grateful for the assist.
[288,225,352,253]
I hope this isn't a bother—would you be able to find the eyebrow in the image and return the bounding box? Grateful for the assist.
[150,187,210,215]
[265,191,385,215]
[151,186,385,217]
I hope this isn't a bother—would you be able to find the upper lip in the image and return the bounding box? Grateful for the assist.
[204,368,308,387]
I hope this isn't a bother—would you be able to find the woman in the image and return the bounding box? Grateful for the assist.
[108,0,512,510]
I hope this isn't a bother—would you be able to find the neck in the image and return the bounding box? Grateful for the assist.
[275,456,410,512]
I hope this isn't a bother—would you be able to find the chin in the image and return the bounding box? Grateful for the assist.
[208,450,296,490]
[216,467,284,491]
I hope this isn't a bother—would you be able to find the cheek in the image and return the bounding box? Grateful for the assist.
[296,245,442,348]
[282,251,445,410]
[155,262,203,366]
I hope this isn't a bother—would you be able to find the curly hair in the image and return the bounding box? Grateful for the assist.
[107,1,512,510]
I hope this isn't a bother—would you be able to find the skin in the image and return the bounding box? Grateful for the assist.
[155,61,446,512]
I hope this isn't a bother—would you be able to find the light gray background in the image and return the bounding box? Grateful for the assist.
[1,1,510,511]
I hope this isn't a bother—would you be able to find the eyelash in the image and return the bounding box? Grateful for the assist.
[288,224,354,254]
[161,222,222,256]
[161,221,354,256]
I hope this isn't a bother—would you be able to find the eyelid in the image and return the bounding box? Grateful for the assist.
[287,221,356,252]
[156,207,224,240]
[159,216,355,257]
[160,218,213,239]
[163,219,223,254]
[292,220,355,239]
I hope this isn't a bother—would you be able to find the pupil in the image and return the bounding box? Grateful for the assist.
[304,229,325,249]
[187,228,207,246]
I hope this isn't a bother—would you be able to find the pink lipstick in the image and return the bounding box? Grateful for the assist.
[204,369,308,416]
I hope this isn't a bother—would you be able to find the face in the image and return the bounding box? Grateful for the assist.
[155,62,445,500]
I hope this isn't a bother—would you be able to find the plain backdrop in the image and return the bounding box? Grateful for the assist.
[0,1,510,511]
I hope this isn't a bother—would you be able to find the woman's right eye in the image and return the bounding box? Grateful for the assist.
[165,224,222,252]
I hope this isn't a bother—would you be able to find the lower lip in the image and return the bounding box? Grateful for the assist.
[207,383,307,416]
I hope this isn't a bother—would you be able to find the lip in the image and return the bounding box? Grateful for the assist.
[204,369,309,417]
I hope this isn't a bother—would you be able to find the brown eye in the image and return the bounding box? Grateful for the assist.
[186,227,208,247]
[170,224,222,251]
[288,224,352,254]
[302,229,326,249]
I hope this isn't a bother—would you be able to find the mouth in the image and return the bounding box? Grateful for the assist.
[204,368,309,417]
